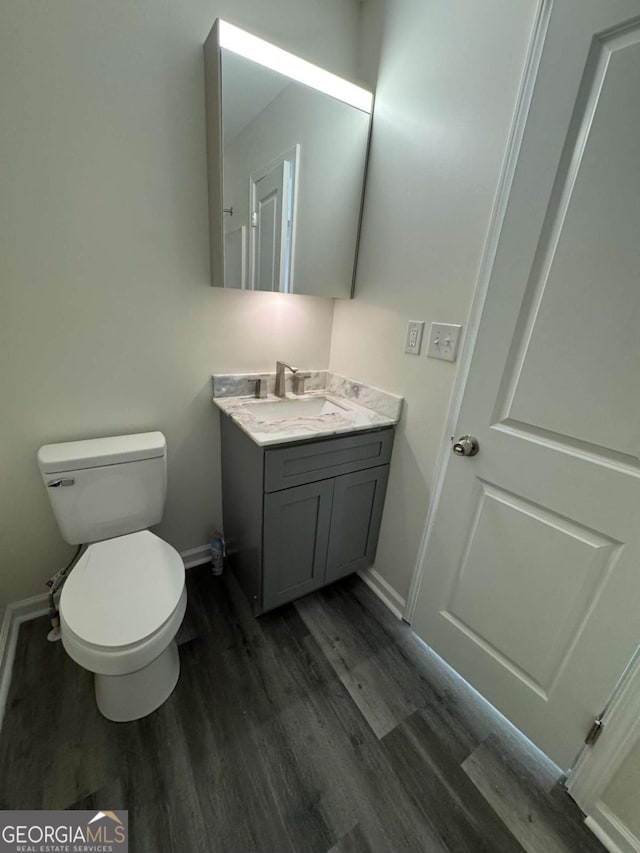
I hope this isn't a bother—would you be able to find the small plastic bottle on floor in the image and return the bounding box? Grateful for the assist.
[211,532,225,576]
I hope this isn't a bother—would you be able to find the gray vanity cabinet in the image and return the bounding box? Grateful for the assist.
[263,480,333,611]
[220,414,394,614]
[325,465,389,584]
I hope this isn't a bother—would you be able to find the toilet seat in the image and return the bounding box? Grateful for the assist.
[60,530,186,677]
[61,587,186,677]
[61,530,184,648]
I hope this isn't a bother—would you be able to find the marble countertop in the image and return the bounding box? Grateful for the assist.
[212,371,403,447]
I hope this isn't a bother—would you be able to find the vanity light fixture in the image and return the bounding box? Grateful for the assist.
[218,20,373,113]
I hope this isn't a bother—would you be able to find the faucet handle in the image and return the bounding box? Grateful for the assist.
[248,376,268,398]
[292,373,310,395]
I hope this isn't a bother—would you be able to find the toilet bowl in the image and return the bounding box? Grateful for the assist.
[60,530,186,721]
[37,431,187,722]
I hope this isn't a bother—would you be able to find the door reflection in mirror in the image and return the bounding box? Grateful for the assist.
[246,146,298,293]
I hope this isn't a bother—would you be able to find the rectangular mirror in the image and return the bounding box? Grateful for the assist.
[204,20,373,298]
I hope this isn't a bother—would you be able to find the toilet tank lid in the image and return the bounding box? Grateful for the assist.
[38,431,166,474]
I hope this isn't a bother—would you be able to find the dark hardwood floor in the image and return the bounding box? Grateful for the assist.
[0,567,605,853]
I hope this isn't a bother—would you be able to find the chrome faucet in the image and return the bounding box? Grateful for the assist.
[274,360,298,397]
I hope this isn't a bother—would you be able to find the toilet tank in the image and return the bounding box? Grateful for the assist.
[37,432,168,545]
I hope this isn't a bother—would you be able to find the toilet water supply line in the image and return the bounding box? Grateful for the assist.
[46,544,82,642]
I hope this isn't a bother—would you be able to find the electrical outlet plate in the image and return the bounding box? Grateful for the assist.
[404,320,425,355]
[427,323,462,362]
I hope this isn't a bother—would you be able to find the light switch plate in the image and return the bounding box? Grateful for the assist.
[404,320,425,355]
[427,323,462,362]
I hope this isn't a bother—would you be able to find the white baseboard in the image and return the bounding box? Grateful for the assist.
[181,543,211,570]
[586,802,640,853]
[357,566,406,621]
[0,593,50,732]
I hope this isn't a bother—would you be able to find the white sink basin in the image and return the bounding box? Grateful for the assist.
[242,396,348,421]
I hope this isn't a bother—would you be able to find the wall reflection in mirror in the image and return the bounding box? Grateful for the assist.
[205,22,373,299]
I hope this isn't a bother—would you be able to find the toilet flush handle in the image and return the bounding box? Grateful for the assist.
[47,478,75,488]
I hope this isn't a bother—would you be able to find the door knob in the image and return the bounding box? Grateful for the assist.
[452,435,479,457]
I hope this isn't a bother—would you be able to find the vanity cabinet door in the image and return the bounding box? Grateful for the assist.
[263,479,334,612]
[325,465,389,584]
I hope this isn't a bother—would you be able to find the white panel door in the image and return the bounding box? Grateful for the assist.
[252,161,289,292]
[413,0,640,770]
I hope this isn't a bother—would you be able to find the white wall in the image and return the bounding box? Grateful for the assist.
[0,0,539,614]
[223,82,369,297]
[0,0,364,609]
[331,0,539,601]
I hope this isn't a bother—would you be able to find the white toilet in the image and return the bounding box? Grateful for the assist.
[37,432,186,722]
